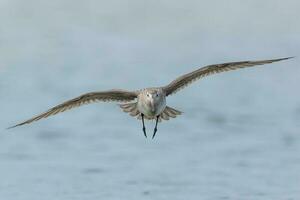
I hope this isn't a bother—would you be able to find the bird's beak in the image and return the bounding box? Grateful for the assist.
[150,100,155,112]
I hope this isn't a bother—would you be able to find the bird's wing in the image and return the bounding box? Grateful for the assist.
[162,57,293,96]
[8,89,138,128]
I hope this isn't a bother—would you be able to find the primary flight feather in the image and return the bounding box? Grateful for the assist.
[9,57,293,138]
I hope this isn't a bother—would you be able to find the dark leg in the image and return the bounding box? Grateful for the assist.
[141,113,147,138]
[152,115,160,139]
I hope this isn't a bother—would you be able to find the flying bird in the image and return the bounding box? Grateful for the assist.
[8,57,293,138]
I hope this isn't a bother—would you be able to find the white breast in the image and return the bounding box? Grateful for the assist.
[137,92,166,118]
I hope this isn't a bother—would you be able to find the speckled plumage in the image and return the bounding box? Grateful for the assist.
[9,57,293,137]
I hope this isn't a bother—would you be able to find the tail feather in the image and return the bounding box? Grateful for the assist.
[120,102,182,122]
[161,111,170,120]
[119,102,140,117]
[161,106,182,121]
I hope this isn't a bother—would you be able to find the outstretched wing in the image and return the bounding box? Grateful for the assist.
[162,57,293,96]
[8,89,138,128]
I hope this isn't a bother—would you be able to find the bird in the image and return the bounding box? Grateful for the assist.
[8,57,293,138]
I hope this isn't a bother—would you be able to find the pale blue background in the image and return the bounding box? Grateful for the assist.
[0,0,299,199]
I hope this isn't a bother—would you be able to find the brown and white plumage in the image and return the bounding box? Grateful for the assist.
[162,57,293,96]
[9,57,293,138]
[8,90,137,129]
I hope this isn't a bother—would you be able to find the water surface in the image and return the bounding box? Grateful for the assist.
[0,0,300,199]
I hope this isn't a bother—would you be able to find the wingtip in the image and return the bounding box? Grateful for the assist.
[6,123,24,130]
[281,56,294,60]
[270,56,294,63]
[6,125,18,130]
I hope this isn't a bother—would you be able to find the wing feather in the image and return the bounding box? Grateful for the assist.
[162,57,293,96]
[8,89,137,128]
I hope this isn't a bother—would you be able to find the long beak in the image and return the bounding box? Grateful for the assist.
[150,100,155,112]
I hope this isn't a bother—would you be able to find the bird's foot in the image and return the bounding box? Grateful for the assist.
[143,127,147,138]
[152,128,157,139]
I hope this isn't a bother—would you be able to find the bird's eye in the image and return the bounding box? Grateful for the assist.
[156,94,159,97]
[147,94,150,97]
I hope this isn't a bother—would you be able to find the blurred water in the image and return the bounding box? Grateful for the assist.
[0,0,300,200]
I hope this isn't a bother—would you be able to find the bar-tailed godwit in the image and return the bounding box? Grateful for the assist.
[9,57,293,138]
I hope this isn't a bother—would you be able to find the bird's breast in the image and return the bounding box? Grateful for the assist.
[137,98,166,118]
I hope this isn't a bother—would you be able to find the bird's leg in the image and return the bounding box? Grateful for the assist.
[141,113,147,138]
[152,115,160,139]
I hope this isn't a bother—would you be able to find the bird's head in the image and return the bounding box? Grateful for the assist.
[139,88,166,115]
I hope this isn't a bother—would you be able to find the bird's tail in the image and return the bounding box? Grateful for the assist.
[119,103,182,122]
[159,106,183,121]
[119,102,140,117]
